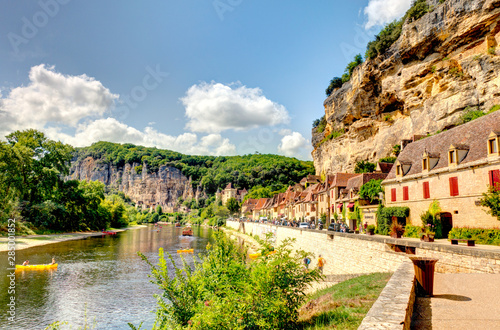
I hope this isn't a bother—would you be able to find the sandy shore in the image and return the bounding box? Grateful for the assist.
[0,225,147,252]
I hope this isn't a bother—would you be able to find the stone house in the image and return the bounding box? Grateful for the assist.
[241,198,258,219]
[329,173,362,221]
[382,110,500,234]
[221,183,247,205]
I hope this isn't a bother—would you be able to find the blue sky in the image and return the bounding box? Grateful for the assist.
[0,0,412,160]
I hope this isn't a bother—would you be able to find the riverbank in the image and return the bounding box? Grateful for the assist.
[0,225,147,252]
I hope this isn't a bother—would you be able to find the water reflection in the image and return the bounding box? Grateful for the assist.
[0,225,213,329]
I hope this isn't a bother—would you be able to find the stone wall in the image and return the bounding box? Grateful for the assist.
[227,221,500,274]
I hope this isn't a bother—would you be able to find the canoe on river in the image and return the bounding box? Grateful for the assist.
[177,249,194,253]
[182,227,193,236]
[16,264,58,271]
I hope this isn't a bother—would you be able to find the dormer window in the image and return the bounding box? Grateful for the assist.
[448,144,469,166]
[422,151,440,173]
[395,160,412,177]
[488,132,500,156]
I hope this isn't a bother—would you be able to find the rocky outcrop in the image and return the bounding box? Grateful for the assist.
[313,0,500,174]
[68,157,204,211]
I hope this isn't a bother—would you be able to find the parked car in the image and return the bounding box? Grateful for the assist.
[299,222,310,229]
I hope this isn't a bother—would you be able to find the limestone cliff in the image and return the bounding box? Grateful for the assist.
[313,0,500,174]
[68,157,205,211]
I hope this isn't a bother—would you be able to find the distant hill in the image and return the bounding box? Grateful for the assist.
[73,141,315,195]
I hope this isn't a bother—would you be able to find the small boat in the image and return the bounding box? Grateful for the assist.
[182,226,193,236]
[16,264,58,271]
[177,249,194,253]
[102,231,116,235]
[175,223,181,227]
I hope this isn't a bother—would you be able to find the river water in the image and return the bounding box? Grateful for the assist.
[0,225,214,329]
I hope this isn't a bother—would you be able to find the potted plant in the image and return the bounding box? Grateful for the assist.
[389,222,404,238]
[367,224,376,235]
[424,224,435,242]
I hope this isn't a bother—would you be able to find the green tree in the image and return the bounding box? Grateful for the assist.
[480,184,500,220]
[359,179,383,202]
[355,160,376,173]
[225,197,240,216]
[326,77,343,96]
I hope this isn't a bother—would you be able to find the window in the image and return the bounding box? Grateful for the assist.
[449,177,459,196]
[423,182,430,199]
[396,165,401,176]
[449,150,456,164]
[403,186,409,201]
[391,188,397,202]
[489,138,498,154]
[422,158,428,170]
[489,170,500,191]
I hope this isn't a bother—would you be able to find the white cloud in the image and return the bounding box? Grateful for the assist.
[0,65,237,156]
[181,81,290,133]
[0,64,118,132]
[278,128,292,136]
[278,131,310,158]
[45,118,236,156]
[364,0,412,30]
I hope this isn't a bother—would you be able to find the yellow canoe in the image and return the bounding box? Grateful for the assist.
[15,264,58,270]
[249,251,276,259]
[177,249,194,253]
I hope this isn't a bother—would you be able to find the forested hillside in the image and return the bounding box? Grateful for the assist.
[74,141,315,194]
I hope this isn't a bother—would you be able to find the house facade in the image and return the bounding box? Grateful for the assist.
[382,110,500,233]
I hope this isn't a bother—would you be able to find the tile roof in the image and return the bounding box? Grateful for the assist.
[330,173,361,188]
[346,173,388,191]
[377,162,394,174]
[386,110,500,180]
[254,198,269,210]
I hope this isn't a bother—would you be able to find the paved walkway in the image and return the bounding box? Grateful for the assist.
[411,273,500,329]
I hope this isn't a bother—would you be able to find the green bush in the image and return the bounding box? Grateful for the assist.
[459,107,485,124]
[376,205,410,235]
[488,104,500,114]
[355,160,376,174]
[406,0,430,22]
[403,224,421,238]
[359,179,383,202]
[137,232,322,329]
[379,157,397,163]
[449,227,500,246]
[326,77,343,96]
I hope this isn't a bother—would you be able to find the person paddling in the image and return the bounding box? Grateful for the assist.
[51,258,56,265]
[22,260,29,266]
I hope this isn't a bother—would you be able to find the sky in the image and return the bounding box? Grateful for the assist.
[0,0,412,160]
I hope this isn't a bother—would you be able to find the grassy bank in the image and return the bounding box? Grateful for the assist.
[298,272,392,329]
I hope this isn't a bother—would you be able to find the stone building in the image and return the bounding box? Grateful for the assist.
[220,183,247,205]
[382,110,500,233]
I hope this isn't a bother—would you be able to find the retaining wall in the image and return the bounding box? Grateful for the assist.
[227,221,500,274]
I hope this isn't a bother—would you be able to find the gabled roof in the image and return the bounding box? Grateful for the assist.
[254,198,269,210]
[386,110,500,180]
[225,183,234,190]
[330,173,361,188]
[346,173,388,191]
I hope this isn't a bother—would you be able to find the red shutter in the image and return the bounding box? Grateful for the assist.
[449,177,459,196]
[489,170,500,190]
[391,188,397,202]
[423,182,430,199]
[403,186,409,201]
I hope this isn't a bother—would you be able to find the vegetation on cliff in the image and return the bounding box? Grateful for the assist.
[74,141,315,195]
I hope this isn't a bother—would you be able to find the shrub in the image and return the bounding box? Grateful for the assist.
[366,19,404,59]
[480,184,500,220]
[379,157,397,163]
[392,144,401,156]
[488,104,500,114]
[326,77,343,96]
[406,0,430,22]
[376,205,410,235]
[449,227,500,246]
[359,179,383,202]
[314,116,327,133]
[137,232,322,329]
[342,54,363,83]
[403,224,421,238]
[355,160,376,174]
[459,107,485,124]
[488,46,496,55]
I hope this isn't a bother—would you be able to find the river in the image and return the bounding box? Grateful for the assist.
[0,225,214,329]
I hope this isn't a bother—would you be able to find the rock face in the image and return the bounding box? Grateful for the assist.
[68,157,204,212]
[313,0,500,174]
